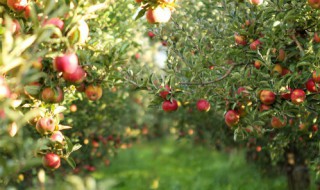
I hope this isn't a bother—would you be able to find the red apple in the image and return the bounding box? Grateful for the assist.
[36,117,55,135]
[7,0,27,12]
[306,79,318,93]
[259,104,271,112]
[254,60,261,69]
[225,110,240,127]
[41,87,64,103]
[42,18,64,31]
[312,124,318,132]
[308,0,320,9]
[234,34,246,46]
[0,109,5,119]
[237,87,249,97]
[162,99,178,112]
[63,66,86,84]
[272,64,282,75]
[313,71,320,83]
[42,153,60,169]
[281,68,291,76]
[250,39,261,50]
[277,49,286,61]
[314,33,320,43]
[135,0,142,3]
[196,99,210,112]
[259,90,276,105]
[76,83,86,92]
[271,116,287,128]
[23,4,31,19]
[291,89,306,105]
[280,87,292,100]
[148,31,155,38]
[0,83,10,100]
[159,85,171,99]
[54,53,79,74]
[85,85,103,101]
[50,131,64,143]
[70,104,77,112]
[146,7,172,24]
[249,0,263,5]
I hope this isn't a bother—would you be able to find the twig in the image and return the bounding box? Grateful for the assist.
[179,64,243,86]
[291,33,305,56]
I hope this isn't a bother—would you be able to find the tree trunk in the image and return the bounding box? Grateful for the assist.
[285,150,310,190]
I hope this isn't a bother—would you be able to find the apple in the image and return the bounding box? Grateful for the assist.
[41,87,64,103]
[249,39,261,50]
[249,0,263,5]
[234,34,246,46]
[236,103,246,116]
[280,87,292,100]
[43,153,60,169]
[259,104,271,112]
[259,90,276,105]
[68,20,89,44]
[256,146,262,152]
[85,85,103,101]
[291,89,306,105]
[196,99,210,112]
[42,18,64,31]
[281,68,291,76]
[277,49,286,61]
[148,31,155,38]
[254,60,261,69]
[7,0,27,12]
[36,117,55,135]
[63,66,86,84]
[272,64,282,75]
[23,5,31,19]
[162,99,178,112]
[271,116,287,128]
[54,53,79,74]
[312,124,318,132]
[313,71,320,83]
[159,85,171,99]
[225,110,240,127]
[314,33,320,43]
[135,0,142,3]
[50,131,64,143]
[70,104,77,112]
[76,83,86,92]
[306,79,318,93]
[237,87,249,97]
[162,41,168,46]
[146,7,172,24]
[0,83,10,100]
[308,0,320,9]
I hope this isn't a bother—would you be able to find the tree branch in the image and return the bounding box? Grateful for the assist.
[179,64,243,86]
[291,33,305,56]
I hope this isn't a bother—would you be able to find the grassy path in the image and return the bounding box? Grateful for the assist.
[93,139,288,190]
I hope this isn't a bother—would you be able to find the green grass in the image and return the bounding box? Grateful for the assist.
[93,139,287,190]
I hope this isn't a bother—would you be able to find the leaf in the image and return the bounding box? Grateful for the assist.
[71,144,82,152]
[53,106,67,115]
[57,124,72,130]
[65,157,76,169]
[134,8,146,21]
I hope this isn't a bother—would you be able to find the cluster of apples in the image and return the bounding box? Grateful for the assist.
[135,0,174,24]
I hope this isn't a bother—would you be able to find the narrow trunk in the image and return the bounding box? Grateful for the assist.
[285,149,310,190]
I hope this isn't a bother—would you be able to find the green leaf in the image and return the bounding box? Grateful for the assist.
[65,157,76,169]
[134,8,146,21]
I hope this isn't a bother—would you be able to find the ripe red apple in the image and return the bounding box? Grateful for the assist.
[234,34,246,46]
[313,71,320,83]
[259,90,276,105]
[68,20,89,44]
[281,68,291,76]
[76,83,86,92]
[308,0,320,9]
[0,83,10,100]
[196,99,210,112]
[0,109,5,119]
[146,7,172,24]
[70,104,77,112]
[225,110,240,127]
[254,60,261,69]
[36,117,55,135]
[162,41,168,46]
[41,87,64,103]
[85,85,103,101]
[237,87,249,97]
[312,124,318,132]
[291,89,306,105]
[159,85,171,99]
[280,87,292,100]
[249,0,263,5]
[314,33,320,43]
[271,116,287,128]
[23,4,31,19]
[63,66,86,84]
[250,39,261,50]
[272,64,282,75]
[148,31,155,38]
[42,153,60,169]
[7,0,27,12]
[11,19,21,34]
[50,131,64,143]
[54,53,79,74]
[162,99,178,112]
[42,18,64,31]
[259,104,271,112]
[306,79,318,93]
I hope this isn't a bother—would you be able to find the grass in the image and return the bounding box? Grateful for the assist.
[93,138,287,190]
